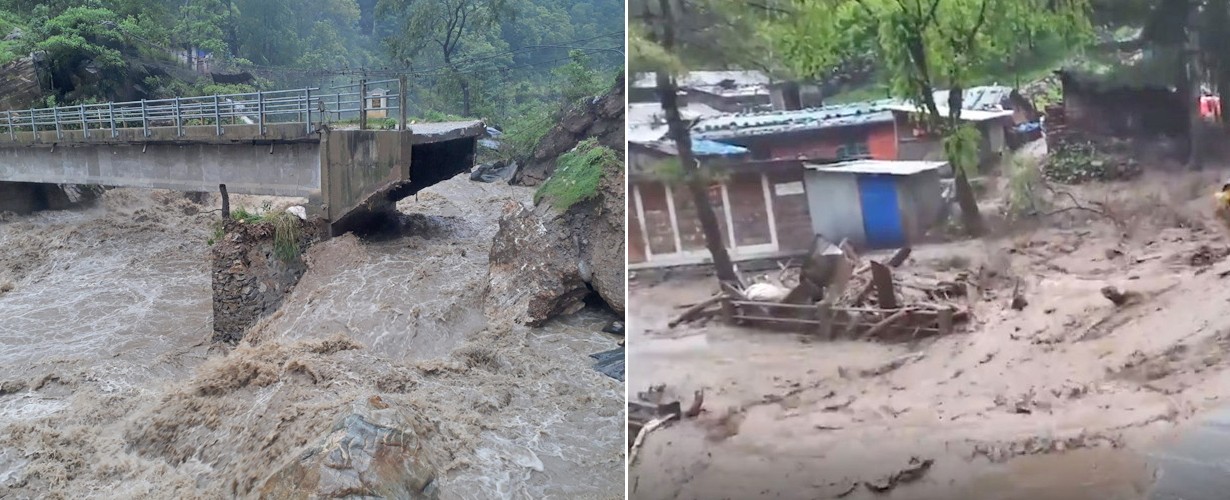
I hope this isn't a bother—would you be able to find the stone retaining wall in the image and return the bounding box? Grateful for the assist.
[211,216,321,343]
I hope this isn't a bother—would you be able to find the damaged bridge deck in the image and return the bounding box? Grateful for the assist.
[0,88,483,233]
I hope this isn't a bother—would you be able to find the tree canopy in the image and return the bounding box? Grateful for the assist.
[764,0,1091,234]
[0,0,622,131]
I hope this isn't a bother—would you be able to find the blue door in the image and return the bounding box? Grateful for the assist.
[857,175,906,249]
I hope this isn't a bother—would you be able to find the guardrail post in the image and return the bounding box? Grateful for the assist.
[257,90,265,136]
[213,95,222,136]
[398,75,407,131]
[79,106,89,140]
[174,97,183,137]
[141,99,149,137]
[29,109,36,142]
[359,79,368,130]
[5,111,12,141]
[304,88,312,135]
[335,93,340,123]
[53,106,62,141]
[108,103,117,137]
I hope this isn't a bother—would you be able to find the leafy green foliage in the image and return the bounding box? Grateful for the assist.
[942,124,982,178]
[553,50,608,105]
[1044,141,1141,184]
[534,138,618,211]
[1005,154,1046,218]
[767,0,1092,235]
[498,101,551,161]
[0,0,619,135]
[229,202,303,262]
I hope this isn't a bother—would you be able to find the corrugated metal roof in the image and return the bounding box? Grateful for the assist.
[628,102,723,127]
[805,159,948,175]
[632,70,771,89]
[631,138,749,157]
[693,139,749,156]
[628,124,670,143]
[883,103,1013,122]
[690,84,770,98]
[691,100,897,140]
[933,86,1015,111]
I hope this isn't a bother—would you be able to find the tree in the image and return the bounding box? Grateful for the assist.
[33,6,135,99]
[769,0,1091,236]
[553,49,607,104]
[174,0,231,58]
[633,0,742,285]
[377,0,511,116]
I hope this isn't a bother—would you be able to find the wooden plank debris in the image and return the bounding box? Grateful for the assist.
[870,261,899,310]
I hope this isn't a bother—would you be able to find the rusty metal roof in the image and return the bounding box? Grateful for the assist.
[691,99,897,140]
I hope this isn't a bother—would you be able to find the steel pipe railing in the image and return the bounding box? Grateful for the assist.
[0,83,410,142]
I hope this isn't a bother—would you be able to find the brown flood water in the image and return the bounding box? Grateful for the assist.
[0,178,623,499]
[628,211,1230,500]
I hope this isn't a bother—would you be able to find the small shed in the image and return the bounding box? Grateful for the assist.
[366,88,389,119]
[803,160,947,249]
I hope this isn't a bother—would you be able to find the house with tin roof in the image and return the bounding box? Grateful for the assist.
[690,99,901,162]
[628,136,821,268]
[627,87,1031,268]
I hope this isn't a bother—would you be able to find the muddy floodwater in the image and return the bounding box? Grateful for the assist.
[0,177,623,499]
[629,170,1230,499]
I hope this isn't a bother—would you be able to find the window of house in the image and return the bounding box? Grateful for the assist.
[836,141,870,160]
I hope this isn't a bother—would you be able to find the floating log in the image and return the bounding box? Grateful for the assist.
[669,294,723,328]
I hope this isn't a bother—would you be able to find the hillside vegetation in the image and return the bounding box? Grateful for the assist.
[0,0,621,137]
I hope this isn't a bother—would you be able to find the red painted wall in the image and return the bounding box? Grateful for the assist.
[749,122,898,161]
[867,123,899,159]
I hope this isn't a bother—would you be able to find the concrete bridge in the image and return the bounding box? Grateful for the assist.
[0,83,482,233]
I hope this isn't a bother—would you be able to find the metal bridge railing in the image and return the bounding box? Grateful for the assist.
[0,77,409,142]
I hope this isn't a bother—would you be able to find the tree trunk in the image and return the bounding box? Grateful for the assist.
[461,80,472,117]
[1188,0,1205,169]
[944,85,986,237]
[653,0,740,286]
[953,169,984,236]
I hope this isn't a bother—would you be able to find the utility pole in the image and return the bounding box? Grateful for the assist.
[651,0,741,286]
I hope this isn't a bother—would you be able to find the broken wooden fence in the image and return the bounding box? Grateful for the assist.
[720,299,959,340]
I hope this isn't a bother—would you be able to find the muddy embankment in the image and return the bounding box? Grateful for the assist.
[629,168,1230,500]
[0,175,623,499]
[486,72,627,325]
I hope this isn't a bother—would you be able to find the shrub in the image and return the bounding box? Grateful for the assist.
[534,138,619,211]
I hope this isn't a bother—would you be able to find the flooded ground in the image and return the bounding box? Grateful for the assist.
[0,177,623,499]
[629,169,1230,499]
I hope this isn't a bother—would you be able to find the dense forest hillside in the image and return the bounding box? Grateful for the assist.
[0,0,622,141]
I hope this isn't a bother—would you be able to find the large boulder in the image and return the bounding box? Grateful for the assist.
[512,72,625,187]
[485,142,625,326]
[581,156,625,313]
[259,401,441,499]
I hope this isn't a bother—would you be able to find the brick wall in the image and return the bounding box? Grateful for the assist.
[766,169,814,253]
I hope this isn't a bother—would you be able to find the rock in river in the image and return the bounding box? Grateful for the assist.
[259,402,440,499]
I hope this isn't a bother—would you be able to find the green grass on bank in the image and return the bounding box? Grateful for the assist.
[208,201,302,263]
[534,138,620,212]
